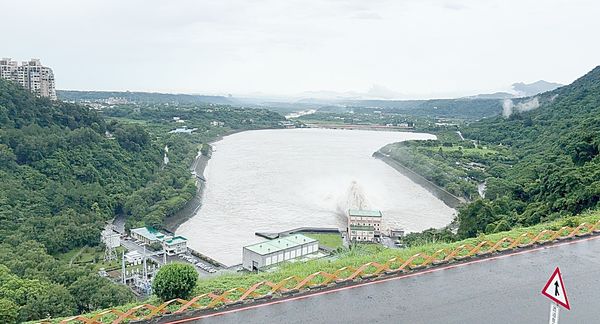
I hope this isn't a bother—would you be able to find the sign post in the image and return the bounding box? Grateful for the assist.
[542,267,570,323]
[548,303,560,324]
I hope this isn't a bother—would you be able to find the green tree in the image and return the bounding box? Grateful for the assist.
[68,275,134,313]
[18,286,76,322]
[0,298,18,324]
[152,263,198,301]
[457,199,495,238]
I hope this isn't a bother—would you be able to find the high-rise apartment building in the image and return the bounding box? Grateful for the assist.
[0,58,56,100]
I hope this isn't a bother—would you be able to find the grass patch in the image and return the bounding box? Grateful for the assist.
[56,246,126,270]
[303,233,343,249]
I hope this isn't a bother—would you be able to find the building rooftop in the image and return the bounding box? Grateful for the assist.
[350,225,375,231]
[164,236,187,246]
[125,251,142,258]
[348,209,382,217]
[131,227,166,241]
[244,234,317,256]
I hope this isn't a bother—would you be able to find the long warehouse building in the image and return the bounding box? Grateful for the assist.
[242,234,319,271]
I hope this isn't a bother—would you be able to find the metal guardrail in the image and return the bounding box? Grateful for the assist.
[55,220,600,324]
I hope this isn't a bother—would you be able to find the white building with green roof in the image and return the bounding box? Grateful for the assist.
[164,236,188,255]
[242,234,319,271]
[130,227,188,255]
[348,209,382,242]
[130,227,166,244]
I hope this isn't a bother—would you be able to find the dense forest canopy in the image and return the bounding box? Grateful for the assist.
[0,79,155,321]
[386,67,599,246]
[456,66,600,236]
[334,98,504,119]
[390,66,600,242]
[0,79,286,322]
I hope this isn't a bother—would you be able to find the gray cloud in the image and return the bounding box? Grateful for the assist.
[2,0,598,97]
[443,2,468,10]
[352,12,384,20]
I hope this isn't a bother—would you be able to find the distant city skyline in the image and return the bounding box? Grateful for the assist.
[3,0,600,99]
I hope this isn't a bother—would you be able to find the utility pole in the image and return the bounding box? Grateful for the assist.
[163,240,167,265]
[143,244,147,280]
[121,250,126,284]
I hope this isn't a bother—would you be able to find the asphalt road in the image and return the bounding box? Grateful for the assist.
[165,236,600,324]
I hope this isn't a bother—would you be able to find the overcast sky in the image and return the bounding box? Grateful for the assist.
[3,0,599,98]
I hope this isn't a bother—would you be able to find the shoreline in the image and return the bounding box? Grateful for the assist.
[163,153,210,232]
[163,128,260,233]
[165,128,463,235]
[373,151,466,209]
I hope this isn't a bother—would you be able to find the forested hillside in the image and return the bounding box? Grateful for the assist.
[457,66,600,236]
[385,66,599,246]
[338,98,503,119]
[0,79,164,321]
[0,79,288,322]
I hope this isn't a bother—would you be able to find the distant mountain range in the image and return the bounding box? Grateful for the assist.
[264,80,564,102]
[467,80,563,99]
[56,80,563,121]
[512,80,564,96]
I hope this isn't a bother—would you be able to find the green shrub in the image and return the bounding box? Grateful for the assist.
[152,263,198,301]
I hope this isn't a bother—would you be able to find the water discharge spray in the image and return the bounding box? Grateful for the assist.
[336,181,370,218]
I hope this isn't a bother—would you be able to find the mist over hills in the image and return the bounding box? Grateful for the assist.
[467,80,563,99]
[56,79,564,121]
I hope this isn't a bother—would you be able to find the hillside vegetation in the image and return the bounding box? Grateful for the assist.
[383,66,600,239]
[0,78,289,322]
[0,79,152,321]
[457,66,600,237]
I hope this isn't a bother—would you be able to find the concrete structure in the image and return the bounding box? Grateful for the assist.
[131,227,166,245]
[101,228,121,261]
[389,228,405,238]
[347,209,382,242]
[125,251,143,264]
[130,227,188,255]
[164,236,188,255]
[0,58,56,99]
[242,234,319,271]
[349,225,375,242]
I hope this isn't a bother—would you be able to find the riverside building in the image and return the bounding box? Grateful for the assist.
[130,226,188,255]
[0,58,56,99]
[242,234,319,271]
[347,209,382,242]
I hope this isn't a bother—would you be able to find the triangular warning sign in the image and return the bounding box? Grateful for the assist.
[542,267,570,310]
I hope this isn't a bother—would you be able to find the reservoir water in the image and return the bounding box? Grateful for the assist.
[177,128,455,266]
